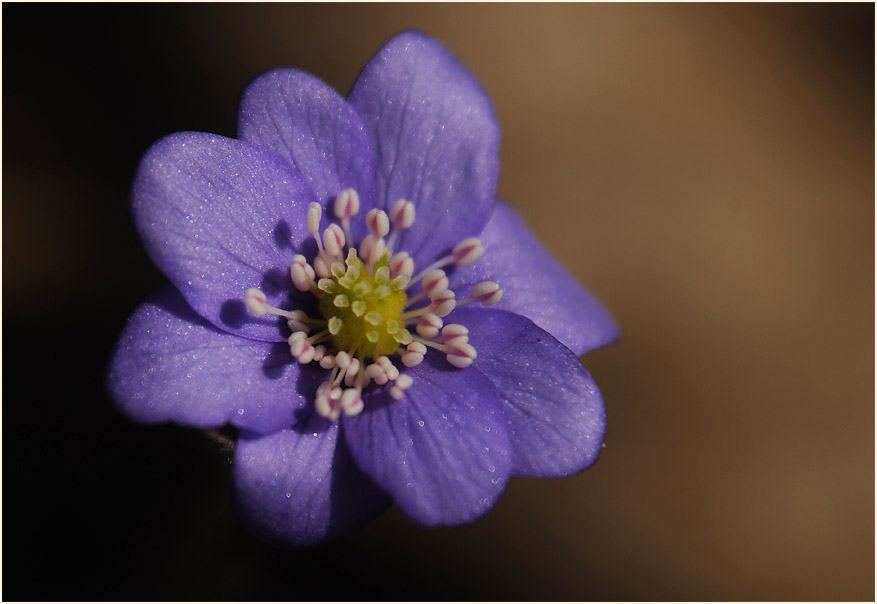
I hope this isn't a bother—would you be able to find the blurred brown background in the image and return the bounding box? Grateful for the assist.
[3,3,873,601]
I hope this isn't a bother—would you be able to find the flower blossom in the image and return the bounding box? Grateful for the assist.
[107,31,618,547]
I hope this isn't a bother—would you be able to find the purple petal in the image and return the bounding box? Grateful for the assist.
[342,360,511,526]
[449,307,607,477]
[238,68,375,242]
[450,202,619,356]
[234,418,391,548]
[132,131,315,342]
[349,31,499,268]
[107,286,306,433]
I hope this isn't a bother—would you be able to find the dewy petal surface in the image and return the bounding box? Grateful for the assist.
[450,307,607,477]
[132,131,315,342]
[449,202,619,356]
[343,360,511,526]
[349,31,499,267]
[238,68,376,242]
[107,286,305,433]
[234,418,391,548]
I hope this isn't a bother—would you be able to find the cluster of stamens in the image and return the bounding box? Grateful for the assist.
[245,189,503,421]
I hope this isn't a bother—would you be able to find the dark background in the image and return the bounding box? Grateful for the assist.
[3,3,873,601]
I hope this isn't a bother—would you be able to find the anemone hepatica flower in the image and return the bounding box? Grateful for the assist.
[108,31,618,547]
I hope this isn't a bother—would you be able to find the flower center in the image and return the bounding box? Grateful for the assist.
[316,250,410,359]
[244,188,504,422]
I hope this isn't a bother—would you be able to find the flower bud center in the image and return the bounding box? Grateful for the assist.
[316,248,409,359]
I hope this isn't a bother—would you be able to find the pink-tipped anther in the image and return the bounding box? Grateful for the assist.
[421,269,449,298]
[389,252,414,278]
[340,388,364,416]
[290,255,316,292]
[334,351,353,371]
[471,281,504,305]
[441,324,469,343]
[343,358,362,387]
[430,289,456,318]
[401,341,427,367]
[286,310,310,333]
[245,288,269,317]
[390,373,413,400]
[366,357,399,385]
[378,356,400,380]
[446,341,477,368]
[315,382,342,421]
[360,234,386,267]
[451,237,484,266]
[334,188,360,219]
[290,336,315,364]
[366,208,390,238]
[389,199,415,229]
[416,313,443,338]
[322,224,346,258]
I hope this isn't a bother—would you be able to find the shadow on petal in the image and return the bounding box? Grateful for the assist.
[272,220,293,251]
[220,298,277,331]
[290,409,332,435]
[149,286,224,333]
[261,341,294,380]
[260,267,289,296]
[328,428,391,534]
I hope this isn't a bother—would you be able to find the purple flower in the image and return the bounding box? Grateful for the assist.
[107,31,618,547]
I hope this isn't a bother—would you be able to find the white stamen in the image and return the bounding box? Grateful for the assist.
[366,363,389,385]
[290,336,315,364]
[286,310,311,333]
[245,288,298,320]
[290,255,316,292]
[366,209,390,238]
[408,237,484,285]
[419,269,449,301]
[315,382,342,421]
[288,331,307,343]
[466,281,504,306]
[446,341,477,368]
[334,189,360,245]
[245,288,269,317]
[415,313,443,338]
[322,224,346,259]
[335,351,353,371]
[334,188,360,220]
[429,289,456,318]
[451,237,485,266]
[365,356,400,385]
[389,199,415,229]
[343,358,361,387]
[313,254,331,279]
[340,388,364,416]
[401,341,427,367]
[379,356,400,380]
[390,373,413,400]
[387,199,415,249]
[441,324,469,343]
[360,234,386,268]
[306,202,322,235]
[389,251,414,279]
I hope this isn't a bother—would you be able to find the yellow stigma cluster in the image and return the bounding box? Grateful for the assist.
[316,249,411,359]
